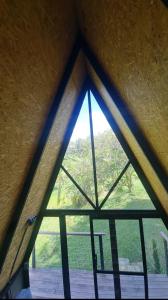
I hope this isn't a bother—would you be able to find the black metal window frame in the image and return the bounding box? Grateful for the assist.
[39,211,160,299]
[89,216,149,299]
[39,85,166,215]
[43,83,167,218]
[59,89,131,211]
[25,80,168,299]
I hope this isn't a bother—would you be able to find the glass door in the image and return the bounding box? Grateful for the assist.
[90,216,148,299]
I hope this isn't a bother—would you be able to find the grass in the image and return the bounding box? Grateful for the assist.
[30,176,167,274]
[30,124,167,274]
[31,191,167,274]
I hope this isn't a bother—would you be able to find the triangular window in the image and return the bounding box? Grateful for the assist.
[47,90,156,210]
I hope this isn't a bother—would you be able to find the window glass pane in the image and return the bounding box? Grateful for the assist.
[102,165,155,210]
[63,94,95,206]
[47,93,95,209]
[66,216,95,299]
[29,217,64,299]
[120,275,145,299]
[93,219,112,271]
[97,274,115,299]
[143,219,168,298]
[47,168,93,209]
[91,94,128,205]
[116,220,143,272]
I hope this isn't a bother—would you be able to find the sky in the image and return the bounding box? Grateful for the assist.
[71,92,111,141]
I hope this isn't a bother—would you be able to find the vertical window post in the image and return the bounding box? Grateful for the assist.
[59,215,71,299]
[88,90,99,208]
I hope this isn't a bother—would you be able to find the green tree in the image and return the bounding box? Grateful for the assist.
[54,129,137,208]
[152,239,161,274]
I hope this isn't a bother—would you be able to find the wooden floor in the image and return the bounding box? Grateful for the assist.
[29,268,168,299]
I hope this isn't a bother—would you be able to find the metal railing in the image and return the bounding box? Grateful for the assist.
[31,231,105,271]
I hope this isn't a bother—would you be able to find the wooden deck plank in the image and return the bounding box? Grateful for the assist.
[29,268,168,299]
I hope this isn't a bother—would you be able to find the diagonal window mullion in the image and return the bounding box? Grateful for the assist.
[99,161,131,209]
[61,165,96,209]
[88,90,99,208]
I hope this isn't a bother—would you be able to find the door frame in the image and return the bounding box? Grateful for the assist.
[90,215,148,299]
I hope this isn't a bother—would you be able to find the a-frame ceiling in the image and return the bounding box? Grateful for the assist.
[77,0,168,175]
[0,0,168,292]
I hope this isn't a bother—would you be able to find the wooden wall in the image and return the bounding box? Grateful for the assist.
[0,52,86,289]
[0,0,77,247]
[0,0,87,289]
[77,0,168,175]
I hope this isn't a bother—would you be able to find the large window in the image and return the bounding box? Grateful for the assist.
[47,91,155,211]
[30,89,168,299]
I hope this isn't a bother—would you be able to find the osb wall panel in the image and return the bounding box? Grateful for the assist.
[87,63,168,214]
[0,52,86,289]
[0,0,78,245]
[77,0,168,174]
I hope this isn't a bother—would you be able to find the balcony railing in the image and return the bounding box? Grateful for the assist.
[31,230,106,271]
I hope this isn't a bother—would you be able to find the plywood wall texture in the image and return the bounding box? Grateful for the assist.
[0,52,86,290]
[0,0,77,245]
[77,0,168,174]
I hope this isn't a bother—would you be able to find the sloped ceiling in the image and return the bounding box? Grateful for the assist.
[0,0,168,291]
[0,0,79,245]
[0,52,86,289]
[0,0,86,290]
[76,0,168,216]
[77,0,168,175]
